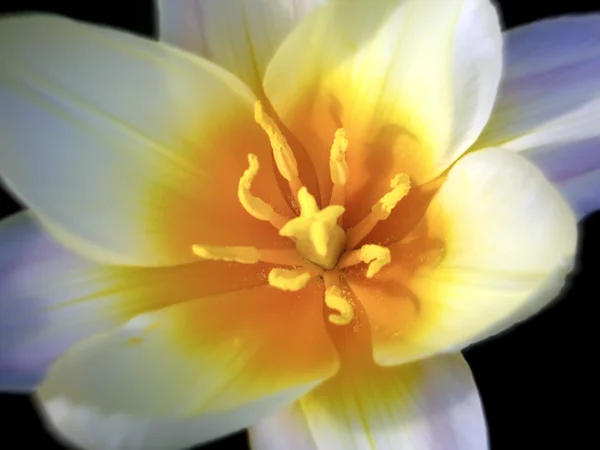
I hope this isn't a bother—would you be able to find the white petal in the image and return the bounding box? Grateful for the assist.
[36,281,339,449]
[0,15,291,267]
[250,354,487,450]
[473,15,600,218]
[346,148,578,365]
[0,212,119,391]
[264,0,503,208]
[157,0,326,95]
[40,393,301,450]
[249,404,317,450]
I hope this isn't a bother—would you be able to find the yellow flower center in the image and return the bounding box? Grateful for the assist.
[192,102,411,326]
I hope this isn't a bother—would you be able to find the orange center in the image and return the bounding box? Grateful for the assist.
[190,102,442,329]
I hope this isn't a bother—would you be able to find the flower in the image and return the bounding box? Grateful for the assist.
[0,0,597,449]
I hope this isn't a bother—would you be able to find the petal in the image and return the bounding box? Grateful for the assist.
[41,394,302,450]
[0,15,292,267]
[36,279,339,449]
[473,15,600,218]
[250,354,487,450]
[0,212,118,390]
[517,138,600,219]
[0,213,278,392]
[347,148,577,365]
[263,0,502,222]
[157,0,326,96]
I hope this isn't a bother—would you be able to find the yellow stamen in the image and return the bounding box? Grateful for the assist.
[192,244,261,264]
[329,128,349,187]
[193,244,308,267]
[372,174,411,220]
[238,153,273,221]
[337,244,392,277]
[328,129,349,223]
[323,271,353,326]
[238,154,290,229]
[346,173,411,249]
[268,268,313,292]
[254,101,303,196]
[280,187,346,269]
[360,244,392,278]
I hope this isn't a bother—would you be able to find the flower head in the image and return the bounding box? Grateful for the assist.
[0,0,597,449]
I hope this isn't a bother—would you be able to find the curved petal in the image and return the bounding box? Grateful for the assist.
[0,14,293,267]
[157,0,326,96]
[0,211,118,391]
[250,354,487,450]
[473,15,600,218]
[264,0,502,223]
[346,148,577,365]
[0,212,275,392]
[40,393,302,450]
[36,279,339,449]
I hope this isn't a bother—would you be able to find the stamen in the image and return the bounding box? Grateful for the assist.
[268,268,313,292]
[346,173,411,249]
[360,244,391,278]
[193,245,306,267]
[192,244,261,264]
[258,249,309,267]
[238,154,290,229]
[329,128,349,213]
[338,244,392,278]
[323,271,353,326]
[254,101,303,197]
[372,174,411,220]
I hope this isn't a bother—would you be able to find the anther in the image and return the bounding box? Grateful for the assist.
[345,173,411,249]
[323,271,353,326]
[238,153,291,229]
[254,101,303,197]
[268,268,313,292]
[328,129,349,223]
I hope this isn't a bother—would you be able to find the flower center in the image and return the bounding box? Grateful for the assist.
[191,102,411,326]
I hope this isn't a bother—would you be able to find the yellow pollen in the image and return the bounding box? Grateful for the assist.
[268,268,313,292]
[192,244,261,264]
[346,173,411,249]
[254,101,303,196]
[280,187,346,269]
[360,244,392,278]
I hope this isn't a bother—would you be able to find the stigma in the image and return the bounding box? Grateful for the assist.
[191,102,413,326]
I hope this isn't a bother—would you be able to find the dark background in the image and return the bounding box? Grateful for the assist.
[0,1,598,449]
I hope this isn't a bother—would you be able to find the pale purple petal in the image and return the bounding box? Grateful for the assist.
[472,15,600,218]
[0,212,118,391]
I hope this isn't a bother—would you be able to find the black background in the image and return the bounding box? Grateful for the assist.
[0,1,598,449]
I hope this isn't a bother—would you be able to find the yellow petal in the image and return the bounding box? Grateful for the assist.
[347,148,577,365]
[264,0,502,225]
[0,15,293,267]
[37,279,339,448]
[157,0,326,96]
[250,354,486,450]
